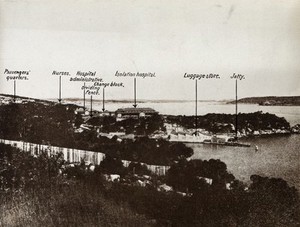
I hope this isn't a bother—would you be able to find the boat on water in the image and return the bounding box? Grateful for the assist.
[168,131,211,143]
[168,133,251,147]
[203,140,251,147]
[168,77,251,148]
[225,141,251,147]
[203,78,251,148]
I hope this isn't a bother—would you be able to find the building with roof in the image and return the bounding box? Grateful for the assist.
[115,107,158,121]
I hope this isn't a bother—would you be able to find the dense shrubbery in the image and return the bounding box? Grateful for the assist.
[115,137,193,165]
[0,102,79,146]
[99,155,127,176]
[244,175,299,226]
[165,160,299,226]
[167,111,290,133]
[167,159,235,192]
[101,172,299,226]
[127,162,152,176]
[0,143,63,191]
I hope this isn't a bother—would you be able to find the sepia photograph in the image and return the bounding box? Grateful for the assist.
[0,0,299,226]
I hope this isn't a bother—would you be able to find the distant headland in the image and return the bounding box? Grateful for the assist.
[227,96,300,106]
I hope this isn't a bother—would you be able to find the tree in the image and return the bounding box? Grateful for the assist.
[167,159,234,192]
[99,155,127,176]
[245,175,299,226]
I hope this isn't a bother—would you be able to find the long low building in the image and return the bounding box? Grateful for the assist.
[115,107,158,121]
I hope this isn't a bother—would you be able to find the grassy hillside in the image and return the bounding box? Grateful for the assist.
[0,144,152,227]
[0,185,152,227]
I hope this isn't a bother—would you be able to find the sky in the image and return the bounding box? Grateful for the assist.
[0,0,299,101]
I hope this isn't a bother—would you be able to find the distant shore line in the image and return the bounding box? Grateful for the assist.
[2,93,300,106]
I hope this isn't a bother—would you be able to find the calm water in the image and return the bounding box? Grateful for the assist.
[74,100,300,189]
[189,135,300,190]
[89,101,300,126]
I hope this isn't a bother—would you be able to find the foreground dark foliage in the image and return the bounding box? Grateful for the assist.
[1,144,298,226]
[0,144,152,226]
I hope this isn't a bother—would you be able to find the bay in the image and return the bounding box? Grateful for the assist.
[88,100,300,125]
[73,100,300,189]
[188,134,300,190]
